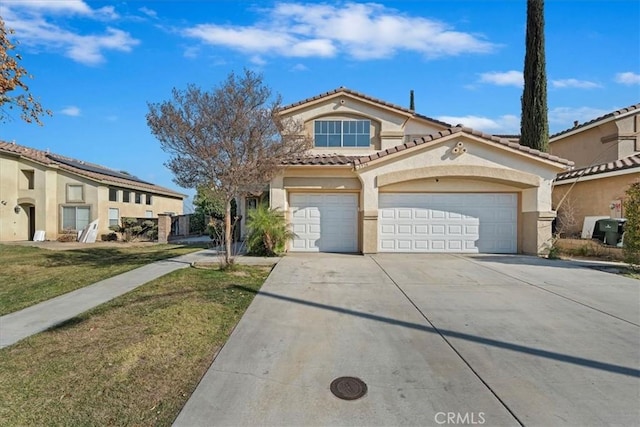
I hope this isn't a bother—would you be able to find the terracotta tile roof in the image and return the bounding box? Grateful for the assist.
[281,87,452,128]
[0,141,185,198]
[283,153,361,166]
[555,154,640,182]
[550,103,640,139]
[353,127,573,166]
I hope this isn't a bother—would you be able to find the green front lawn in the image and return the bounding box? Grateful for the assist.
[0,244,205,315]
[0,265,269,426]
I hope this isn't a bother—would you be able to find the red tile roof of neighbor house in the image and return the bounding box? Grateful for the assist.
[0,141,185,198]
[550,103,640,139]
[280,87,453,128]
[555,154,640,182]
[283,127,573,167]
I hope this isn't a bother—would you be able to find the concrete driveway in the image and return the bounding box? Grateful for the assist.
[174,254,640,427]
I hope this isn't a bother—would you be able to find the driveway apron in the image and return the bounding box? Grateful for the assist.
[174,254,518,426]
[175,253,640,427]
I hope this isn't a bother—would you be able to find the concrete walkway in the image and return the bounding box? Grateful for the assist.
[0,250,279,349]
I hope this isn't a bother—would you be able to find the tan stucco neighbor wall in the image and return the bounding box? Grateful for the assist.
[0,153,184,242]
[553,172,640,235]
[549,113,639,169]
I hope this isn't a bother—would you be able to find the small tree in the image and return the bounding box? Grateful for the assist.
[520,0,549,152]
[190,186,227,234]
[246,204,294,256]
[0,17,51,125]
[147,69,311,266]
[623,182,640,265]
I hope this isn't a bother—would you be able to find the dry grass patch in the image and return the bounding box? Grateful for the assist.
[0,264,270,426]
[0,244,205,315]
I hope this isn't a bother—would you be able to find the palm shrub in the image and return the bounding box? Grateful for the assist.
[623,182,640,265]
[246,204,293,256]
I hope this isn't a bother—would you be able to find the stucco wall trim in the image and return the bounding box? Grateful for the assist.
[376,165,540,189]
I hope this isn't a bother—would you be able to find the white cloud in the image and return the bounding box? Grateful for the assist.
[291,63,308,71]
[60,106,81,117]
[1,5,139,65]
[436,114,520,134]
[548,106,610,127]
[139,7,158,19]
[2,0,117,19]
[614,72,640,85]
[182,2,496,61]
[478,70,523,87]
[2,0,92,15]
[552,79,601,89]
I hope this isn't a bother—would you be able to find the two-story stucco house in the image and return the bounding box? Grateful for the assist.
[0,141,185,242]
[237,88,572,255]
[551,104,640,235]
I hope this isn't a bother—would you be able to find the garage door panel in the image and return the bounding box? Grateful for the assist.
[290,193,358,253]
[379,193,517,253]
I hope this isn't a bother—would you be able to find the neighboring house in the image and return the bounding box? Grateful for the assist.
[550,104,640,235]
[0,141,185,242]
[237,87,572,254]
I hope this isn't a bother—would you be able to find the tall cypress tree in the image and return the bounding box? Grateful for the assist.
[520,0,549,152]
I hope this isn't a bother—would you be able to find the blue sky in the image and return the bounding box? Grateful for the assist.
[1,0,639,210]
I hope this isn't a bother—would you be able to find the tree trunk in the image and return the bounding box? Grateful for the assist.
[225,199,232,266]
[520,0,549,152]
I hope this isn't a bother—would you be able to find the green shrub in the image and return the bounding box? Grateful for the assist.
[246,204,293,256]
[624,182,640,265]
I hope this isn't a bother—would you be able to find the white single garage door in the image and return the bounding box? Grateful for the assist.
[379,193,517,253]
[290,193,358,252]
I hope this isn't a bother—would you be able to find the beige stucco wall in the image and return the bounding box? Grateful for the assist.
[549,113,639,168]
[282,93,445,156]
[267,134,567,255]
[0,153,183,241]
[553,172,640,235]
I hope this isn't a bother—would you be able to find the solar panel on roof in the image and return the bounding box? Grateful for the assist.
[47,154,154,185]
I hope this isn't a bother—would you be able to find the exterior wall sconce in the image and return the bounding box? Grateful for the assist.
[14,205,21,214]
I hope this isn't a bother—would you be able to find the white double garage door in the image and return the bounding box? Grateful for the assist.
[289,193,517,253]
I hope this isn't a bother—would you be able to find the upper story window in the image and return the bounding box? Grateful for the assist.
[145,194,152,205]
[123,191,131,203]
[66,184,84,203]
[20,170,35,190]
[314,120,370,148]
[109,188,118,202]
[135,192,142,204]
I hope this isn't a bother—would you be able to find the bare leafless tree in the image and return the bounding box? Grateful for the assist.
[555,194,578,238]
[147,69,311,265]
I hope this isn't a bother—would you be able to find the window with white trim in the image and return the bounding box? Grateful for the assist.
[61,206,90,231]
[145,210,153,218]
[108,208,119,227]
[314,120,370,148]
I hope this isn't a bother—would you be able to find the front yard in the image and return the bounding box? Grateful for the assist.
[0,264,270,426]
[0,243,205,315]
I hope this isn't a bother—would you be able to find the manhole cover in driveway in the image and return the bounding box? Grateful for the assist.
[330,376,367,400]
